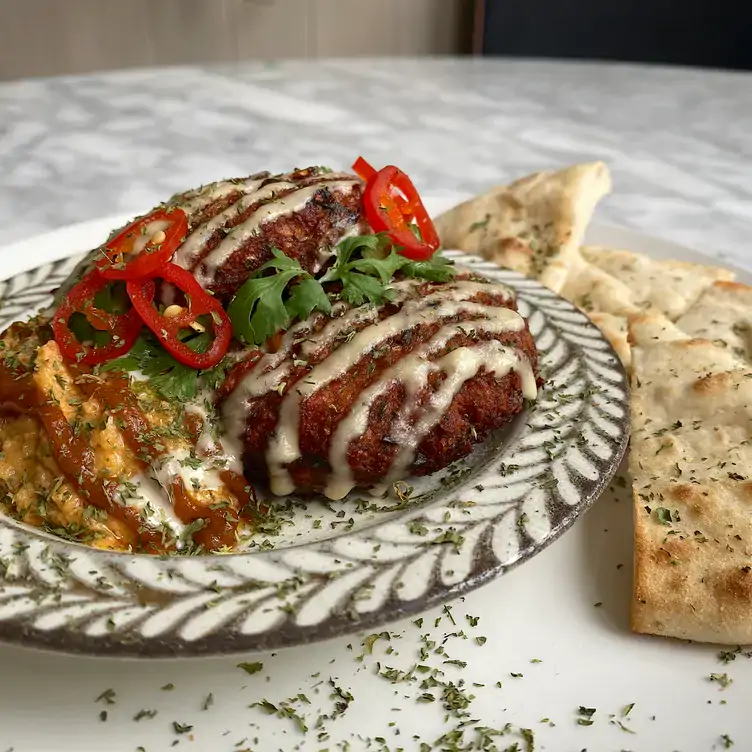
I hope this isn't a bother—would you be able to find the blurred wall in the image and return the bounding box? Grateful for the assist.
[0,0,472,81]
[477,0,752,70]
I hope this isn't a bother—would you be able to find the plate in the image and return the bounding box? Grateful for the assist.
[0,203,629,657]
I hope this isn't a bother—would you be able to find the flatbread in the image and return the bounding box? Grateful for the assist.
[588,312,631,369]
[434,162,611,292]
[675,281,752,365]
[559,251,640,317]
[628,311,689,346]
[629,315,752,644]
[581,246,734,321]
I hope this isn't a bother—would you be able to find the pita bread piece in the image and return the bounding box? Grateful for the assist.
[434,162,611,293]
[629,317,752,644]
[581,246,734,321]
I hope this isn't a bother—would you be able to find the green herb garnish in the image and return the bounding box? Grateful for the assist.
[228,248,331,346]
[228,234,455,346]
[104,331,220,401]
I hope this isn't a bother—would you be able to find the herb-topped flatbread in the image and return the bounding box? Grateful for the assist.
[437,165,752,644]
[580,246,734,322]
[629,309,752,644]
[675,281,752,365]
[434,162,611,292]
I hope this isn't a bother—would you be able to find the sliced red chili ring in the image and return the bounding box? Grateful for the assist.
[126,262,231,370]
[352,156,412,218]
[52,269,143,366]
[361,164,440,261]
[352,156,378,182]
[96,207,188,281]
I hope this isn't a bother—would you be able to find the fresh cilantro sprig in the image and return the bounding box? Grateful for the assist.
[227,248,332,346]
[103,331,228,401]
[228,235,455,346]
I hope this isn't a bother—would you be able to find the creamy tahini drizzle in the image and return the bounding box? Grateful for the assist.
[172,179,294,271]
[222,280,535,498]
[193,178,360,287]
[167,171,361,288]
[117,474,186,541]
[115,390,245,548]
[178,174,270,216]
[324,317,536,500]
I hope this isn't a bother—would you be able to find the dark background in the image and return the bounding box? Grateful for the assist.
[477,0,752,71]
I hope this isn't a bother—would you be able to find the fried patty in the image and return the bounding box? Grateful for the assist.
[225,279,539,495]
[170,166,364,302]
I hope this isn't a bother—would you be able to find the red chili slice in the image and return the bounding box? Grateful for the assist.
[52,269,143,365]
[126,262,231,369]
[96,207,188,280]
[352,156,378,182]
[352,156,412,219]
[357,162,440,261]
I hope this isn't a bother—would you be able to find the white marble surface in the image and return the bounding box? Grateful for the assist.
[1,58,752,752]
[1,58,751,267]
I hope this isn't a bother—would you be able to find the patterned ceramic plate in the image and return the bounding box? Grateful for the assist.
[0,216,629,657]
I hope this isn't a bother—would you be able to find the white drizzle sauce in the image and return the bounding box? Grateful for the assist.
[222,279,528,498]
[386,342,536,488]
[184,392,243,476]
[132,219,171,255]
[194,179,360,287]
[178,174,270,217]
[172,180,296,271]
[324,315,535,500]
[116,474,186,543]
[116,388,245,547]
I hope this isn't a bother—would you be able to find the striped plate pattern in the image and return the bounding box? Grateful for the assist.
[0,250,629,657]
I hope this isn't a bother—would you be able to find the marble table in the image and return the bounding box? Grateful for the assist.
[0,59,751,752]
[1,58,751,267]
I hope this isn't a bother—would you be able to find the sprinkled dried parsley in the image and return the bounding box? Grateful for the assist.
[133,709,158,722]
[718,647,743,663]
[709,672,733,689]
[576,706,596,726]
[95,688,116,705]
[237,661,264,675]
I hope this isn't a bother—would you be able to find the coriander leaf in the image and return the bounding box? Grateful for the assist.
[334,234,384,264]
[349,251,408,284]
[401,252,456,282]
[228,270,297,345]
[257,246,311,276]
[654,507,673,525]
[105,332,210,402]
[200,358,232,392]
[339,272,393,307]
[285,277,331,321]
[228,248,316,345]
